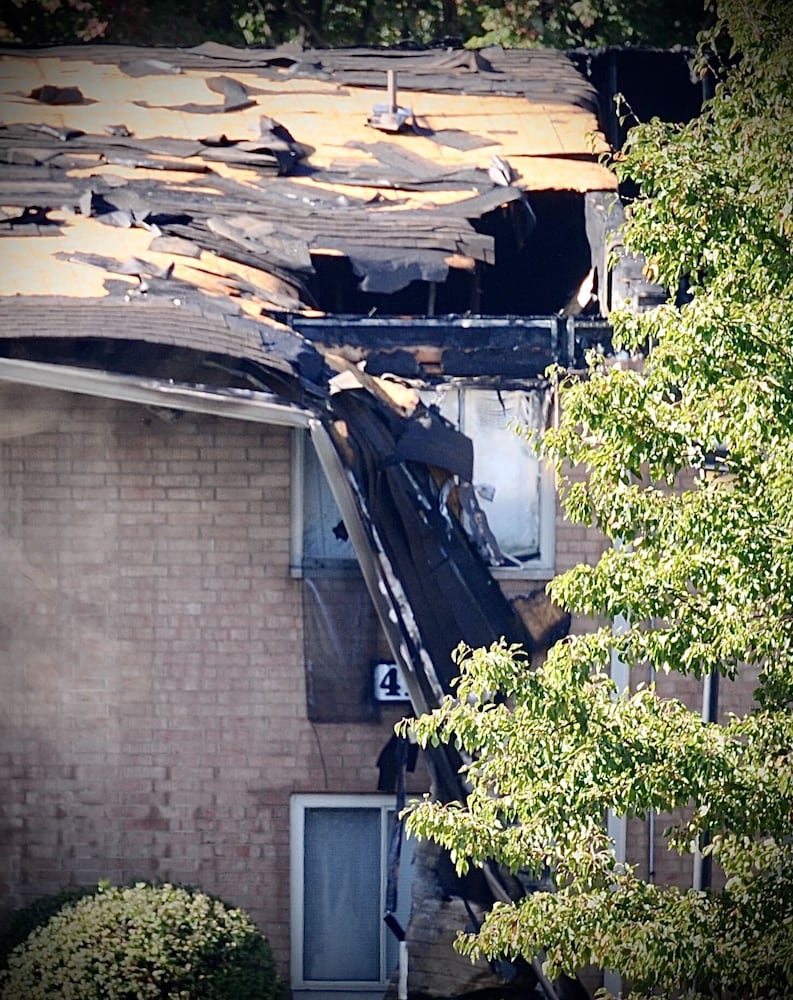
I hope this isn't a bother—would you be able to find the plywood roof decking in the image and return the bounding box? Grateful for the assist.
[0,43,616,316]
[1,43,603,103]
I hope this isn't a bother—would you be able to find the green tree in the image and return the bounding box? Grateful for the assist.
[401,1,793,997]
[463,0,705,49]
[1,0,703,49]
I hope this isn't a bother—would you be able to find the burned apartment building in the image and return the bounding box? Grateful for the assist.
[0,42,689,999]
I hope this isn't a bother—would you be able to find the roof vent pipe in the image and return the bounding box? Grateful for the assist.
[368,69,413,132]
[387,69,397,113]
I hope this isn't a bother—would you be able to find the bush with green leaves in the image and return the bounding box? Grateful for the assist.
[0,882,285,1000]
[0,886,97,974]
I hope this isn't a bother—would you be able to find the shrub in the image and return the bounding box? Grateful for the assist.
[0,886,97,973]
[0,882,285,1000]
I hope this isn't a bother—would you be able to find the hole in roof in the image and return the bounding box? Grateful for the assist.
[308,191,593,317]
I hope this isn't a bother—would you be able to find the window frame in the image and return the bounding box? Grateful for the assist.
[290,385,557,585]
[290,793,411,993]
[290,429,361,579]
[491,454,556,581]
[423,385,556,581]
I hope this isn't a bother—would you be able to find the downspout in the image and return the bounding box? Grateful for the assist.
[307,417,437,716]
[692,670,719,891]
[648,658,656,884]
[308,416,461,801]
[604,611,629,999]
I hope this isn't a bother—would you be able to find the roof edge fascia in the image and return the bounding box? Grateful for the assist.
[0,357,313,429]
[308,418,436,715]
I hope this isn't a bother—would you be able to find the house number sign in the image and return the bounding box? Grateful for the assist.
[373,661,410,701]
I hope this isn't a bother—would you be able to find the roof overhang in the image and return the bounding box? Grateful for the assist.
[0,355,313,427]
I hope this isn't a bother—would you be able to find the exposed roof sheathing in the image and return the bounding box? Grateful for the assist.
[0,43,616,317]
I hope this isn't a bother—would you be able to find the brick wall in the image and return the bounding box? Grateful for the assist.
[0,385,422,976]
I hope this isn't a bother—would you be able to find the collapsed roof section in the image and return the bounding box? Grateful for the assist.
[0,299,568,766]
[0,41,638,714]
[0,43,624,317]
[0,40,660,726]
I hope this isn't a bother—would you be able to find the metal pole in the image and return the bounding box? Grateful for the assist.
[692,670,719,891]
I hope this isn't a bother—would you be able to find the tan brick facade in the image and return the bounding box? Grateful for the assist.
[0,386,424,975]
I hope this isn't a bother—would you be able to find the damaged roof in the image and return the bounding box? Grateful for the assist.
[0,42,609,743]
[0,43,616,320]
[0,43,617,711]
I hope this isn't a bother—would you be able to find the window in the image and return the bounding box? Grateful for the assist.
[291,432,387,723]
[291,430,356,574]
[292,388,555,584]
[290,794,415,995]
[425,386,555,578]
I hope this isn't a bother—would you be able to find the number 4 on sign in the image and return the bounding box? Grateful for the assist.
[373,662,410,702]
